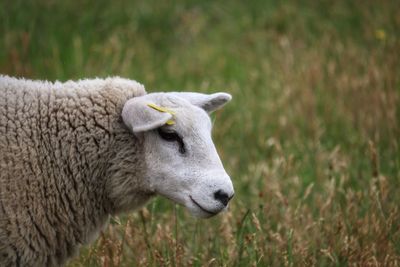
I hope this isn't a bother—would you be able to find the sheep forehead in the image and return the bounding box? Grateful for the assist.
[177,108,211,134]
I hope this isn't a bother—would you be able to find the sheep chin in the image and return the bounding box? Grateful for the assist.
[185,196,222,219]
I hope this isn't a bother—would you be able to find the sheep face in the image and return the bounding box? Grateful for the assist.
[122,92,234,218]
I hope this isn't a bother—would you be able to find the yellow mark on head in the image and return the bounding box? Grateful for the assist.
[147,103,176,115]
[147,103,176,125]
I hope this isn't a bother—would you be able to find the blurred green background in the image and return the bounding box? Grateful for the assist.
[1,0,399,266]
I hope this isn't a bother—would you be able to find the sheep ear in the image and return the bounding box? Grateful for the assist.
[173,92,232,113]
[122,98,173,134]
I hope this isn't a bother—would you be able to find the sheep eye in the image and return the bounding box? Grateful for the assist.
[158,128,180,141]
[157,128,186,154]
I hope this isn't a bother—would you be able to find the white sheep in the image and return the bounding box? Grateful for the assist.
[0,75,234,266]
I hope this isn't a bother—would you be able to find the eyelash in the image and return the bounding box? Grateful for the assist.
[157,128,186,154]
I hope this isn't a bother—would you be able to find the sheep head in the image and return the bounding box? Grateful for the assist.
[122,92,234,218]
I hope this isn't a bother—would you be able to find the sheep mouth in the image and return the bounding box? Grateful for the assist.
[189,195,218,216]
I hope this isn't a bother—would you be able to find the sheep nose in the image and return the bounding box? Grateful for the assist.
[214,190,233,206]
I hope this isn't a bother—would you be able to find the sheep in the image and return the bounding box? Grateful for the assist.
[0,75,234,267]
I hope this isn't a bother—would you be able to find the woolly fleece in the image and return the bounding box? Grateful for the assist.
[0,76,152,266]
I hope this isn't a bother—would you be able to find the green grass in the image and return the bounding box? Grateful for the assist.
[1,0,400,266]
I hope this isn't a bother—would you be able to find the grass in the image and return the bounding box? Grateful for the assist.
[1,0,399,266]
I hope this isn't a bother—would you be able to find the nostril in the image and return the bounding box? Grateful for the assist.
[214,190,231,206]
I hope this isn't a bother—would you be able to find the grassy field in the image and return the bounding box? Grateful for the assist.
[1,0,400,266]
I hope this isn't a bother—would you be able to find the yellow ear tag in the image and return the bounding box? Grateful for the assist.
[166,120,175,125]
[147,103,176,114]
[147,103,176,125]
